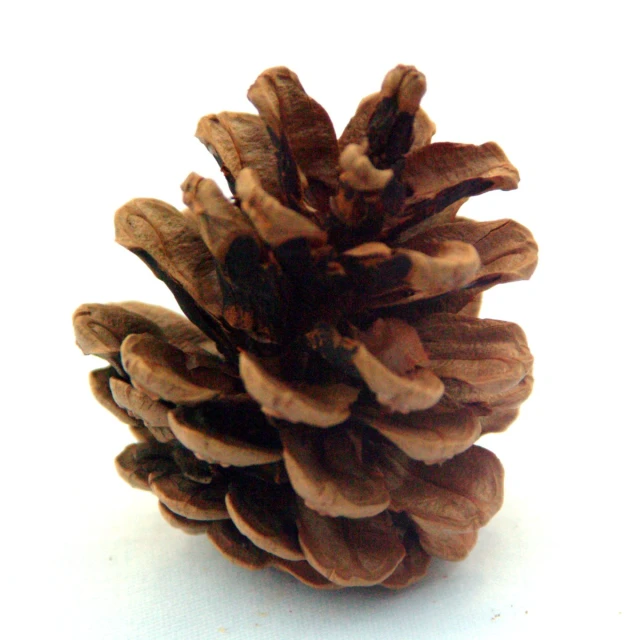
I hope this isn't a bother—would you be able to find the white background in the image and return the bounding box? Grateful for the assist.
[1,1,638,638]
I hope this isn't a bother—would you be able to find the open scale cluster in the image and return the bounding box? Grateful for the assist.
[74,65,537,588]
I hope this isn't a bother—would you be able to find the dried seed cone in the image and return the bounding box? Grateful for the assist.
[73,65,537,589]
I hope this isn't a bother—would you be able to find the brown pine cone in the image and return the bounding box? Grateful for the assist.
[73,65,537,589]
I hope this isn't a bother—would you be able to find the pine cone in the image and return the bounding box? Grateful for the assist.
[73,65,537,589]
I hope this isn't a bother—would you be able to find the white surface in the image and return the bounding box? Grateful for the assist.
[1,1,638,638]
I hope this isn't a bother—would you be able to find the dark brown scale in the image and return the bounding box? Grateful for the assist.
[170,443,216,484]
[367,97,416,169]
[178,399,282,451]
[266,126,305,212]
[383,178,495,243]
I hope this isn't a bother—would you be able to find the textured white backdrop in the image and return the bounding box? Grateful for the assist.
[2,1,638,638]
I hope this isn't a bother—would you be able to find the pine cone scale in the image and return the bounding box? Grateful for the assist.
[225,481,304,561]
[400,218,538,292]
[167,402,283,467]
[195,112,284,199]
[207,519,273,570]
[89,367,141,428]
[381,526,431,589]
[109,377,174,442]
[279,423,391,519]
[149,473,229,521]
[159,502,213,535]
[358,404,482,464]
[272,558,341,590]
[296,504,407,587]
[247,67,340,195]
